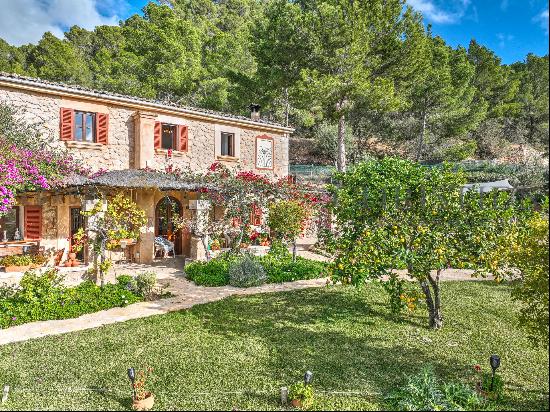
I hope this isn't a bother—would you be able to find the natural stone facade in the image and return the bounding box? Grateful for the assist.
[0,74,292,264]
[0,84,290,177]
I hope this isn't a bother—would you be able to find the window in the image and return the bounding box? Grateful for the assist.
[161,124,177,150]
[221,132,235,157]
[74,111,96,142]
[0,206,19,242]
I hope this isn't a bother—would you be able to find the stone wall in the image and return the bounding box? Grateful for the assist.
[1,86,289,177]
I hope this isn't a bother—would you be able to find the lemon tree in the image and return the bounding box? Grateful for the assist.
[329,157,518,329]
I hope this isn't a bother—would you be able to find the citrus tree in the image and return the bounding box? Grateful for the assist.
[267,199,310,261]
[329,157,517,329]
[82,193,147,286]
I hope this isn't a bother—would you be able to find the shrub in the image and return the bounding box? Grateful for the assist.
[228,254,267,288]
[135,272,157,300]
[185,252,237,286]
[0,269,141,329]
[0,253,47,267]
[386,367,483,411]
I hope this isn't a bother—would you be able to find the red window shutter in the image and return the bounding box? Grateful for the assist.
[154,122,162,149]
[24,206,42,240]
[96,113,109,145]
[59,108,74,141]
[178,125,188,152]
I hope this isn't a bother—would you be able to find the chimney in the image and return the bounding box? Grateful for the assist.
[249,104,261,121]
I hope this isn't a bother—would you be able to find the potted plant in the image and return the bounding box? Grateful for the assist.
[131,368,155,411]
[473,364,504,401]
[0,254,47,272]
[210,238,221,251]
[288,382,314,409]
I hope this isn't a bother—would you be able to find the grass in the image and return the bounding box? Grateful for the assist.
[0,281,548,411]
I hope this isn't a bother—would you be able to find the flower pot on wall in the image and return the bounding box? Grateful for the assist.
[132,392,155,411]
[4,265,32,273]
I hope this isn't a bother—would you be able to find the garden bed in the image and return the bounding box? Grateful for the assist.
[0,270,165,329]
[185,251,327,287]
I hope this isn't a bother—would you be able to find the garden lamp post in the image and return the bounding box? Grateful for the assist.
[489,355,500,391]
[304,371,313,386]
[127,367,136,399]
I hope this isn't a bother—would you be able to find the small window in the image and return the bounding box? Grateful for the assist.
[0,206,19,242]
[221,132,235,157]
[74,111,96,142]
[161,124,177,150]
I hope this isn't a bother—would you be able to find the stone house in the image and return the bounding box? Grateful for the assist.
[0,72,293,264]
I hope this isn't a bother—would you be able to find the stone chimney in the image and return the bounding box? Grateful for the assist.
[249,104,261,121]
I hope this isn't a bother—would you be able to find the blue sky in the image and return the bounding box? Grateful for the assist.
[0,0,547,64]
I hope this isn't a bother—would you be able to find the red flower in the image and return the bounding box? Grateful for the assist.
[474,364,482,372]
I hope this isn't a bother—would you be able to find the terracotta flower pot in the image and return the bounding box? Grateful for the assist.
[290,398,303,408]
[71,259,80,267]
[64,261,73,267]
[4,265,32,273]
[68,252,77,260]
[132,392,155,411]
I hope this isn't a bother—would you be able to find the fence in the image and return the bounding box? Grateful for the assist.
[289,164,336,185]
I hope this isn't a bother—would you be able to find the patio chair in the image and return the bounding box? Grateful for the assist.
[155,236,175,258]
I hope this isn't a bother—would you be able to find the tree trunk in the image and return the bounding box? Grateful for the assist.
[201,235,211,261]
[337,113,347,172]
[284,88,290,127]
[419,270,443,329]
[292,240,297,262]
[416,110,427,162]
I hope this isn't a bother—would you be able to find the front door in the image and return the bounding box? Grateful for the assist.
[155,197,183,256]
[69,207,85,261]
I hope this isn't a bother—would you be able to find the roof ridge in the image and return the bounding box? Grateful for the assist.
[0,71,293,131]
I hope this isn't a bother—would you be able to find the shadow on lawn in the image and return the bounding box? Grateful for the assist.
[190,286,464,403]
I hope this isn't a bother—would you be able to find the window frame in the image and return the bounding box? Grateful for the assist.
[74,111,97,143]
[220,132,235,157]
[160,123,178,150]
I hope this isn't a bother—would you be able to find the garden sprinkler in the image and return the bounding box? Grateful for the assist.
[304,371,313,386]
[127,367,136,399]
[489,355,500,391]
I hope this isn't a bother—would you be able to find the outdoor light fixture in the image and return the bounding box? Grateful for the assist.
[127,367,136,399]
[489,355,500,390]
[304,370,313,385]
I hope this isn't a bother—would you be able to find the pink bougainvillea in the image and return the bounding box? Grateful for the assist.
[0,139,87,214]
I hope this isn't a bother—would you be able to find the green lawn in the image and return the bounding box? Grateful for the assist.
[0,282,548,411]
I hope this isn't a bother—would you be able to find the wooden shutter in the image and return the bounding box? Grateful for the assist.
[251,204,262,226]
[96,113,109,145]
[59,108,74,141]
[154,122,162,149]
[178,125,188,152]
[24,206,42,240]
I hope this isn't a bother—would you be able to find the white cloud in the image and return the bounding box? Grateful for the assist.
[407,0,471,24]
[497,33,514,48]
[533,8,549,35]
[0,0,126,46]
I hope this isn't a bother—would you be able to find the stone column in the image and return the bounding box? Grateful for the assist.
[133,111,157,169]
[136,190,156,264]
[189,199,211,261]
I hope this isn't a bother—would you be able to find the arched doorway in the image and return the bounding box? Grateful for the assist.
[155,196,183,256]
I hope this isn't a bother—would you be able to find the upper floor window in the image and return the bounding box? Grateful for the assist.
[161,124,177,150]
[59,108,109,145]
[220,132,235,157]
[74,111,96,142]
[154,122,188,152]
